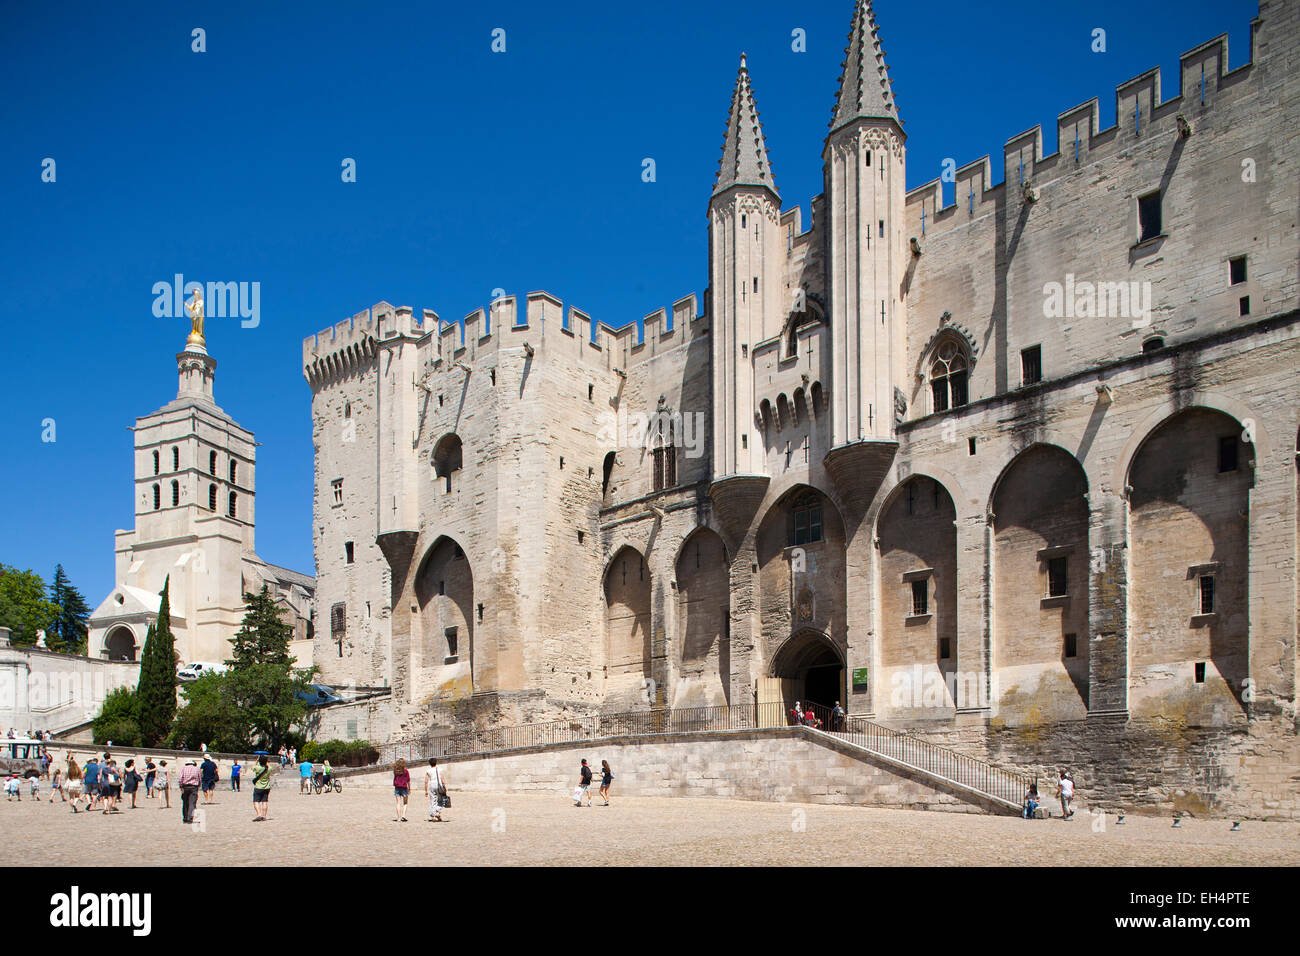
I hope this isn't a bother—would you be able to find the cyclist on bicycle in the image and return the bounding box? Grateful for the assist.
[322,759,333,790]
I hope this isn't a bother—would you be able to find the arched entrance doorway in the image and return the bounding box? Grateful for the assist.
[105,626,136,662]
[771,630,844,710]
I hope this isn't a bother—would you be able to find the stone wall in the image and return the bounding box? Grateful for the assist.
[341,728,1003,814]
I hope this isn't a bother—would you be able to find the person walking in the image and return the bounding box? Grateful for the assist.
[179,760,200,824]
[598,760,613,805]
[1055,770,1075,820]
[299,756,312,794]
[791,700,803,726]
[278,745,288,767]
[144,759,156,799]
[251,755,272,822]
[392,759,410,821]
[100,760,121,813]
[200,755,218,804]
[832,701,846,732]
[231,760,242,792]
[50,767,64,803]
[82,756,100,812]
[424,758,447,822]
[64,756,83,811]
[575,759,593,807]
[156,760,171,809]
[122,759,142,809]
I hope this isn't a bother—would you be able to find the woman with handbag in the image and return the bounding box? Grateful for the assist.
[424,758,448,822]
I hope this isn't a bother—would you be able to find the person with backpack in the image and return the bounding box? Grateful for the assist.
[425,758,448,822]
[574,759,593,807]
[251,755,272,822]
[100,760,122,813]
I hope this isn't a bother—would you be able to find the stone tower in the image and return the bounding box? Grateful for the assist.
[822,0,906,491]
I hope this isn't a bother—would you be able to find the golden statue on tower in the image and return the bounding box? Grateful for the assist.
[185,287,206,351]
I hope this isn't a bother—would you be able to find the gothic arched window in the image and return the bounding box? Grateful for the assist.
[228,492,238,518]
[208,484,217,511]
[152,484,160,511]
[651,417,676,492]
[152,450,159,476]
[929,339,970,413]
[229,460,237,484]
[172,446,180,471]
[209,451,217,475]
[171,480,179,507]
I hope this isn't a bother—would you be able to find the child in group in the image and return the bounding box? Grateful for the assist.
[29,774,39,799]
[5,773,20,801]
[50,767,64,802]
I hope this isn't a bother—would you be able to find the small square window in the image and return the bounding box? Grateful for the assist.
[1218,436,1238,473]
[588,384,594,401]
[1138,191,1162,242]
[1047,556,1068,598]
[1199,575,1215,615]
[1229,256,1247,285]
[878,220,885,238]
[938,637,951,660]
[1064,633,1078,658]
[967,437,977,456]
[345,541,354,564]
[1021,346,1042,386]
[910,579,928,616]
[1194,661,1206,684]
[1142,337,1164,353]
[1238,295,1250,316]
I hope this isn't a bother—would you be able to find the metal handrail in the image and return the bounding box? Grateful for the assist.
[376,701,1034,807]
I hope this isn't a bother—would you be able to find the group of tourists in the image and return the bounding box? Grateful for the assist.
[297,757,335,793]
[1023,769,1076,819]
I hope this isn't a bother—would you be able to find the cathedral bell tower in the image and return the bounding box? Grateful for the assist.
[822,0,906,493]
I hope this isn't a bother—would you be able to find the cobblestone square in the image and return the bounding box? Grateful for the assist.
[6,785,1298,866]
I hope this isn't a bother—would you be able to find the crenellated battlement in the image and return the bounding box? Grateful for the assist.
[904,24,1256,241]
[303,289,708,390]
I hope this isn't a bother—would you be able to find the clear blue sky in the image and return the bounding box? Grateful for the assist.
[0,0,1258,606]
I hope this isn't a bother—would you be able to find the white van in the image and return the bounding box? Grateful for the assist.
[176,661,228,682]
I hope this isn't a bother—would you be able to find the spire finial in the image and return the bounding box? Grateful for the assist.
[829,0,901,135]
[711,53,779,200]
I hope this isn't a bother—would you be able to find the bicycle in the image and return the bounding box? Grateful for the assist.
[311,773,341,794]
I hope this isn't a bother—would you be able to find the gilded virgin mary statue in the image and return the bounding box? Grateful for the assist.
[185,287,206,350]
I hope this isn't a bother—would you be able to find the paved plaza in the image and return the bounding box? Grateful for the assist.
[5,781,1298,866]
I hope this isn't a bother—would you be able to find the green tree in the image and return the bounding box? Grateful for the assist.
[0,564,59,647]
[224,585,311,749]
[92,686,141,746]
[47,564,92,654]
[167,674,248,752]
[136,577,178,746]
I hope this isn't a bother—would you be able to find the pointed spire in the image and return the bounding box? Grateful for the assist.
[712,52,779,200]
[829,0,900,136]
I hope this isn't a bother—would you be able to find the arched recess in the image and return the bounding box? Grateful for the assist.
[414,536,474,686]
[603,546,651,701]
[770,629,844,710]
[1128,407,1250,715]
[432,433,463,494]
[674,528,730,706]
[991,444,1089,719]
[755,484,847,689]
[876,475,958,715]
[105,626,136,662]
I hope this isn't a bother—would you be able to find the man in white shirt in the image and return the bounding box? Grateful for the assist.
[1056,770,1075,819]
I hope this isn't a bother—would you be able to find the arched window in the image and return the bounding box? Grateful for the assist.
[789,491,823,546]
[344,402,352,418]
[152,450,159,475]
[229,460,236,484]
[433,434,463,494]
[152,484,161,510]
[228,492,237,518]
[602,451,616,497]
[171,480,179,507]
[651,417,676,491]
[209,451,217,475]
[929,339,969,413]
[208,484,217,511]
[172,446,179,471]
[810,382,824,417]
[787,322,799,358]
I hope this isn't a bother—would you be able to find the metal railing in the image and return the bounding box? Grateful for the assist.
[375,700,1034,808]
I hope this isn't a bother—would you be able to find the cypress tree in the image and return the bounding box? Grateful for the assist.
[136,576,178,746]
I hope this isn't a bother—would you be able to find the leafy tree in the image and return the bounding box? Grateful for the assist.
[224,585,312,750]
[47,564,91,654]
[169,586,312,752]
[167,673,248,752]
[136,577,178,746]
[92,686,141,746]
[0,565,59,647]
